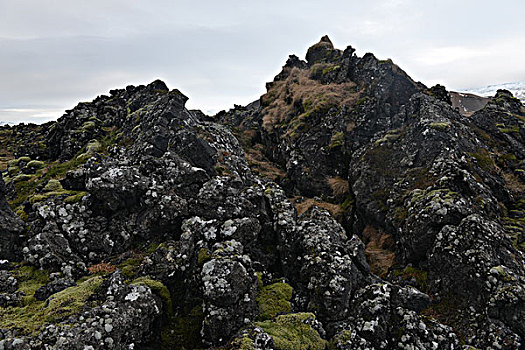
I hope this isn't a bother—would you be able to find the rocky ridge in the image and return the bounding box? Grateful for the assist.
[0,36,523,349]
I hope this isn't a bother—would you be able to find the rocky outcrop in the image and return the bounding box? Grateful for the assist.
[0,176,24,261]
[0,37,523,349]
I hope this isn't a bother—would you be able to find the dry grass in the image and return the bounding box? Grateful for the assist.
[292,197,344,222]
[245,144,286,181]
[326,176,349,198]
[88,262,116,275]
[261,67,359,134]
[503,172,525,193]
[362,225,395,277]
[346,122,356,132]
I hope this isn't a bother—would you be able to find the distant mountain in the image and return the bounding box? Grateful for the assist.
[449,91,490,116]
[463,81,525,103]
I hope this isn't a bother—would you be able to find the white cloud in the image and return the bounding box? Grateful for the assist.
[413,46,489,66]
[1,0,525,123]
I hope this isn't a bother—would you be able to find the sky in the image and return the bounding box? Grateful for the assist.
[1,0,525,124]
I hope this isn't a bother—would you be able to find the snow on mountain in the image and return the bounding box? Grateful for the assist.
[462,81,525,103]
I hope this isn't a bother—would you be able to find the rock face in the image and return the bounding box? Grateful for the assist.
[0,36,523,349]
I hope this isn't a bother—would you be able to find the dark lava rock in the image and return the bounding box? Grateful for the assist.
[0,176,24,261]
[0,37,523,349]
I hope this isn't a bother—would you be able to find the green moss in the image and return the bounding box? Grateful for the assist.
[64,191,87,204]
[75,152,93,163]
[341,195,354,213]
[499,126,520,134]
[354,97,368,106]
[80,121,96,131]
[43,276,102,321]
[0,267,104,335]
[85,139,102,153]
[7,159,20,167]
[329,132,344,149]
[131,277,172,311]
[322,65,340,75]
[429,122,450,131]
[43,179,63,192]
[469,149,495,172]
[257,282,293,321]
[14,206,28,221]
[26,160,45,170]
[256,313,327,350]
[230,334,257,350]
[29,190,84,204]
[9,157,31,167]
[7,166,19,176]
[118,257,143,279]
[393,206,408,223]
[198,248,212,265]
[13,174,32,183]
[145,242,161,255]
[9,154,89,209]
[17,266,50,299]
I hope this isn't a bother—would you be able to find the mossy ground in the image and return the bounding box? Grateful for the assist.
[16,265,50,301]
[7,154,89,209]
[0,274,102,334]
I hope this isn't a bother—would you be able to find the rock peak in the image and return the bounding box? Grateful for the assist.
[306,35,337,64]
[319,35,333,46]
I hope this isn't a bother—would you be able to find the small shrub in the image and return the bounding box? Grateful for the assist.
[88,262,116,275]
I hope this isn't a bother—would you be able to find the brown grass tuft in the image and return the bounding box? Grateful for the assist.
[261,67,359,134]
[88,262,116,275]
[362,225,395,277]
[292,197,344,222]
[326,176,349,198]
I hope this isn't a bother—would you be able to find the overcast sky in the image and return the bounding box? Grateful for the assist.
[1,0,525,123]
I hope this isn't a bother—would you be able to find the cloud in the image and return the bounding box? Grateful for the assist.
[413,46,489,66]
[1,1,524,123]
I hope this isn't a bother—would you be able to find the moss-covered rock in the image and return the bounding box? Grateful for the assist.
[43,179,63,192]
[255,313,326,350]
[256,281,293,320]
[131,277,172,311]
[26,160,45,171]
